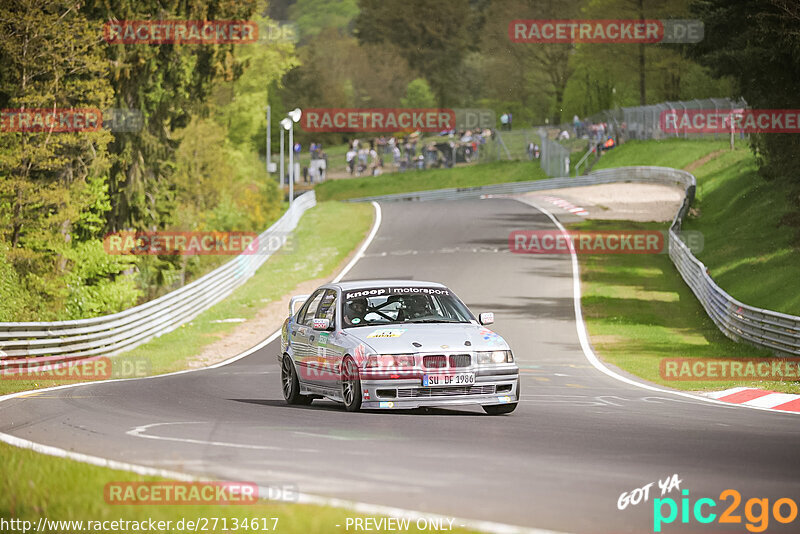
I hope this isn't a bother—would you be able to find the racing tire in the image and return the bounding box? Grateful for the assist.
[341,356,363,412]
[281,355,313,406]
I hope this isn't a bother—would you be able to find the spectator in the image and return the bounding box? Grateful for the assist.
[527,141,535,160]
[293,142,301,155]
[345,146,357,175]
[357,146,368,176]
[500,113,508,130]
[508,112,513,130]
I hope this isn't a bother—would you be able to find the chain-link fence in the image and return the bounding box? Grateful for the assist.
[582,98,747,144]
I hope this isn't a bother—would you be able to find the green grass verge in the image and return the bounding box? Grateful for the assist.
[0,201,373,396]
[682,150,800,315]
[592,137,738,170]
[315,160,547,201]
[573,219,800,393]
[0,441,475,533]
[577,138,800,393]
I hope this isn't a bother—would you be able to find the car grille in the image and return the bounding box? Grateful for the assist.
[423,355,447,368]
[449,354,471,368]
[397,385,496,398]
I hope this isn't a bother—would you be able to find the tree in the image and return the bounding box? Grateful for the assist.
[0,0,114,317]
[690,0,800,188]
[79,0,259,232]
[401,79,436,108]
[355,0,487,107]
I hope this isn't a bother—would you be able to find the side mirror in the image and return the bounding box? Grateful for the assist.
[312,318,330,331]
[478,312,494,326]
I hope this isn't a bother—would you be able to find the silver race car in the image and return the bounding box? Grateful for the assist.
[279,280,520,414]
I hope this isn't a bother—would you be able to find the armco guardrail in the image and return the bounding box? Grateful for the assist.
[0,192,317,369]
[350,167,800,356]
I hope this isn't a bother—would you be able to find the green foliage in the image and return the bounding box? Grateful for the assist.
[0,245,32,321]
[401,79,437,108]
[290,0,360,42]
[690,0,800,199]
[355,0,485,106]
[61,240,141,320]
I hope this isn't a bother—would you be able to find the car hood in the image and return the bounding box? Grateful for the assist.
[345,323,510,353]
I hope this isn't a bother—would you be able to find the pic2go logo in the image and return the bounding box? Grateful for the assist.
[653,489,799,533]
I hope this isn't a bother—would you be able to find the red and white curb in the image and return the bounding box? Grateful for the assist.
[539,195,589,216]
[704,387,800,413]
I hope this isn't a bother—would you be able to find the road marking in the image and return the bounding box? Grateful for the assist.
[514,197,800,417]
[126,422,320,453]
[333,201,382,283]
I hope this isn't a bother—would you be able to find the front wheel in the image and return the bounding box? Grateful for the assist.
[281,355,313,405]
[341,357,362,412]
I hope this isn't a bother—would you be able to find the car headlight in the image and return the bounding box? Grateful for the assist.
[477,350,513,364]
[366,354,416,367]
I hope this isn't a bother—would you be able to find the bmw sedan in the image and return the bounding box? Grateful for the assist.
[279,280,520,414]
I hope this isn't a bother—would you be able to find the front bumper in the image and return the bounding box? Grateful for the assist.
[359,368,519,409]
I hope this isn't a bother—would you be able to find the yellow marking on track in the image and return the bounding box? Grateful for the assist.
[565,383,587,388]
[530,377,551,382]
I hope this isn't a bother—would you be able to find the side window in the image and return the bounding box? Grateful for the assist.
[299,290,325,326]
[316,290,338,325]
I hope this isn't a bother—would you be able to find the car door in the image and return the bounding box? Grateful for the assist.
[308,289,339,385]
[293,289,325,382]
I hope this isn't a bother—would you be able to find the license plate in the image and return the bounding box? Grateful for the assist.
[423,373,475,386]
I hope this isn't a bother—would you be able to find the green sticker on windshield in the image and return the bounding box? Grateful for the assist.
[352,318,361,324]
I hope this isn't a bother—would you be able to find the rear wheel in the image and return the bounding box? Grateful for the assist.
[281,355,313,405]
[341,357,362,412]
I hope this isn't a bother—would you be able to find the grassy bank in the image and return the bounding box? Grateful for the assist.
[576,138,800,393]
[682,150,800,315]
[0,441,474,534]
[316,160,546,201]
[592,137,736,170]
[0,201,374,396]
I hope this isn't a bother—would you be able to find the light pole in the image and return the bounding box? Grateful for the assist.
[285,108,302,206]
[280,117,292,205]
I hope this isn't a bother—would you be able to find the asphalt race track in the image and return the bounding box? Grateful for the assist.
[2,198,799,533]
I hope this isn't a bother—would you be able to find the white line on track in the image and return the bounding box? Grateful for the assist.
[126,422,321,453]
[513,197,799,417]
[0,200,564,534]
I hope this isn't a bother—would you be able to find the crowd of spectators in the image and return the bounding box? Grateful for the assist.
[340,129,496,176]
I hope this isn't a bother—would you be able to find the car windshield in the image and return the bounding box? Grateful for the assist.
[342,286,473,328]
